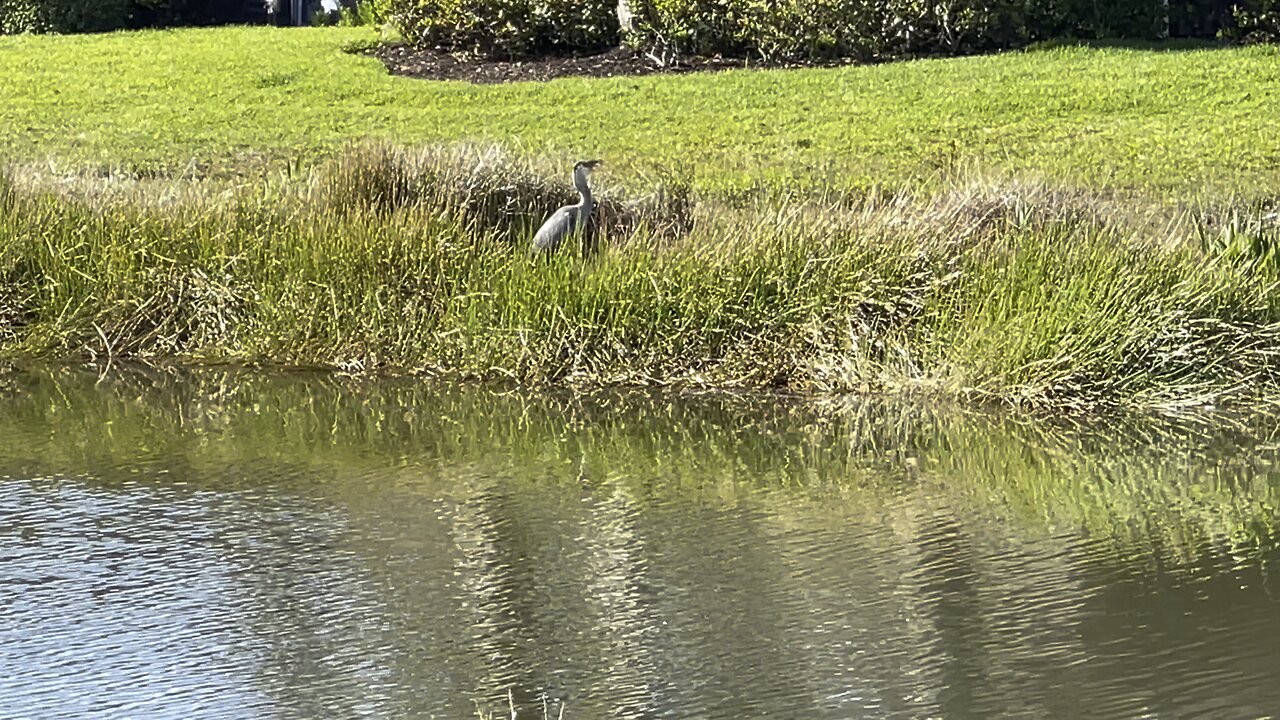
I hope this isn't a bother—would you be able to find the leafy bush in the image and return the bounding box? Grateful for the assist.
[1229,0,1280,42]
[50,0,137,32]
[879,0,1032,54]
[341,0,393,25]
[0,0,42,33]
[0,0,136,33]
[1021,0,1159,40]
[1,0,266,33]
[392,0,619,58]
[623,0,1279,61]
[625,0,1036,61]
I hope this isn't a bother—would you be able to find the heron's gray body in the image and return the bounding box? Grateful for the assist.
[532,161,599,254]
[532,205,586,252]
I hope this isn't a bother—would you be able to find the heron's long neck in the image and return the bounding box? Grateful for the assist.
[573,168,593,217]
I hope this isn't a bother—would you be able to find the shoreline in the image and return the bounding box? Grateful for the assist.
[4,145,1279,413]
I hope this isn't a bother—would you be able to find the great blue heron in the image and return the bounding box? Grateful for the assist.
[532,159,602,255]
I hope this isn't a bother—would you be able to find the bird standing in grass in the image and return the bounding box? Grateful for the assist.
[532,159,602,255]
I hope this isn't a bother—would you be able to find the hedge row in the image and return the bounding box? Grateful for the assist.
[1234,0,1280,41]
[0,0,267,34]
[4,0,1274,59]
[1,0,133,33]
[390,0,1280,60]
[390,0,617,57]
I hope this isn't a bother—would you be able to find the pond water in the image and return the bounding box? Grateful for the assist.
[2,365,1280,719]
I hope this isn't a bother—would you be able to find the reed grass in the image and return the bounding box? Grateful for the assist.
[4,144,1280,410]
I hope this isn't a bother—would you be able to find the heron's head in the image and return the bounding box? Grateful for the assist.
[574,159,603,174]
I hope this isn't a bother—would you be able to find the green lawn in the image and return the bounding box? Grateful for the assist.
[2,26,1279,198]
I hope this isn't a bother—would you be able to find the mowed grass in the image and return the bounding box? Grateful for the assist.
[1,26,1280,197]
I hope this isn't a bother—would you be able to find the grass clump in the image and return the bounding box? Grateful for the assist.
[316,143,694,242]
[4,144,1280,410]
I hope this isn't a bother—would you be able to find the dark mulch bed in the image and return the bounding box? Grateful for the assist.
[370,44,849,84]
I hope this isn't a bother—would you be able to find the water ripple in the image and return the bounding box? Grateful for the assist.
[3,368,1280,718]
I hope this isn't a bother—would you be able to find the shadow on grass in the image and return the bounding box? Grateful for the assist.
[1022,37,1239,53]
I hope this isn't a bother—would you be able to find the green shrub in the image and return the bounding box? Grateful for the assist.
[0,0,265,33]
[382,0,1277,61]
[49,0,135,32]
[392,0,619,58]
[1022,0,1160,40]
[870,0,1033,56]
[0,0,135,33]
[1229,0,1280,42]
[0,0,43,33]
[341,0,393,25]
[626,0,1036,61]
[637,0,1280,61]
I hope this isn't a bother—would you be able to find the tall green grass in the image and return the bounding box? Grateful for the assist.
[4,144,1280,409]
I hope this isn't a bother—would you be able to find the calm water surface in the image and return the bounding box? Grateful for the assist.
[2,365,1280,719]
